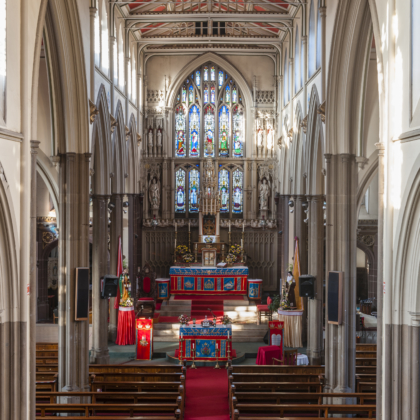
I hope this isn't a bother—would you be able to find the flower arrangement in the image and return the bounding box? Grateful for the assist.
[183,253,194,263]
[220,314,233,325]
[225,253,236,264]
[230,244,243,255]
[178,314,191,325]
[176,244,189,255]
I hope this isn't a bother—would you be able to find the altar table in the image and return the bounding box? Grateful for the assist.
[277,309,303,348]
[178,324,232,361]
[170,266,248,295]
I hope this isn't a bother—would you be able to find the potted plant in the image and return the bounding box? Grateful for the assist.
[178,314,191,325]
[225,253,236,267]
[220,315,233,325]
[182,253,194,266]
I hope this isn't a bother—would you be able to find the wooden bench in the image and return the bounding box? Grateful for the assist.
[356,343,377,352]
[356,357,377,366]
[233,403,376,418]
[36,403,181,418]
[230,365,325,374]
[36,380,58,392]
[90,372,185,386]
[91,381,185,394]
[37,417,179,420]
[36,343,58,351]
[358,382,376,393]
[36,365,58,373]
[36,350,58,358]
[356,350,377,358]
[89,365,185,375]
[36,389,185,418]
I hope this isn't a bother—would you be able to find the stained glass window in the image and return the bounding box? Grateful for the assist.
[219,169,229,213]
[225,85,230,103]
[189,85,194,104]
[195,70,201,87]
[182,86,187,103]
[232,87,237,103]
[211,66,215,81]
[218,71,224,88]
[189,105,200,157]
[175,168,186,213]
[204,85,209,103]
[233,106,244,158]
[204,106,215,158]
[204,66,209,81]
[232,169,243,213]
[210,86,215,103]
[189,169,200,213]
[219,105,229,157]
[175,105,186,157]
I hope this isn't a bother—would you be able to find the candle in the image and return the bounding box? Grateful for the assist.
[192,342,194,349]
[216,343,218,349]
[241,239,243,247]
[181,333,183,339]
[243,222,245,232]
[228,331,230,339]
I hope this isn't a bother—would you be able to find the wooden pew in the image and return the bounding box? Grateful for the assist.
[36,350,58,358]
[89,365,185,375]
[356,358,377,366]
[90,372,185,386]
[37,417,179,420]
[356,350,377,358]
[233,403,376,419]
[36,365,58,373]
[36,402,182,418]
[356,343,377,352]
[229,365,325,374]
[36,343,58,351]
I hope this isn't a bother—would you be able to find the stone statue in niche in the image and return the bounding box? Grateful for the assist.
[149,177,160,210]
[257,128,263,146]
[148,128,153,147]
[157,128,162,147]
[267,128,274,150]
[259,178,270,210]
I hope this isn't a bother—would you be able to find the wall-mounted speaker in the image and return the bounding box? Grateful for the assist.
[75,267,89,321]
[299,275,315,299]
[102,275,119,299]
[327,271,343,325]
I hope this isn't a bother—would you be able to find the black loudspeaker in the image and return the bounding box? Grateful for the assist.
[299,275,315,299]
[327,271,343,325]
[75,267,89,320]
[102,275,119,298]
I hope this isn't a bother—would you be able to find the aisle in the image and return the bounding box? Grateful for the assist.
[184,367,230,420]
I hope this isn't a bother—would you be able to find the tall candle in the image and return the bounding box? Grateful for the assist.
[241,239,243,247]
[181,333,183,339]
[242,222,245,232]
[216,343,218,349]
[192,342,194,349]
[228,331,230,339]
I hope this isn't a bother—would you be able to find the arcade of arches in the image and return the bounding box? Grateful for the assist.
[0,0,420,419]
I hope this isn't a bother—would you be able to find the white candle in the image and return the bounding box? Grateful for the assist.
[192,342,194,349]
[228,331,230,339]
[181,333,183,339]
[216,343,218,349]
[241,239,243,247]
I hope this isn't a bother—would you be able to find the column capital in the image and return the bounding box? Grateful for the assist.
[375,142,386,155]
[324,153,332,163]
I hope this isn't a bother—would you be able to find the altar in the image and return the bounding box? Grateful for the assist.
[178,324,233,362]
[170,266,248,295]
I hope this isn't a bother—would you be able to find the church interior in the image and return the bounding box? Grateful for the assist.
[0,0,419,419]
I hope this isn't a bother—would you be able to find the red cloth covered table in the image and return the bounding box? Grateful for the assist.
[115,306,135,345]
[256,345,282,365]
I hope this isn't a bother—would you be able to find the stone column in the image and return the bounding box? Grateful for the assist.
[307,195,324,365]
[108,193,123,342]
[30,141,40,418]
[128,194,135,315]
[58,153,90,396]
[295,195,308,346]
[275,193,283,293]
[324,153,357,394]
[282,195,290,281]
[162,160,169,219]
[133,194,144,295]
[90,194,110,364]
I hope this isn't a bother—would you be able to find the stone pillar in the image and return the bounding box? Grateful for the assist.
[295,195,308,346]
[162,160,169,219]
[275,193,283,293]
[58,153,90,395]
[133,193,144,295]
[108,193,123,342]
[375,142,385,420]
[307,195,324,365]
[282,195,290,281]
[30,141,40,418]
[90,194,110,364]
[128,194,135,314]
[324,153,357,394]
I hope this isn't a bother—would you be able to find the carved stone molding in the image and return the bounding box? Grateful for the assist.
[256,90,275,104]
[110,114,118,133]
[357,234,375,248]
[89,100,99,124]
[300,116,308,133]
[317,101,326,123]
[37,216,57,225]
[147,90,165,104]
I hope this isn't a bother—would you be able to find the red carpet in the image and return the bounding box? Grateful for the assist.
[184,367,230,420]
[191,299,223,321]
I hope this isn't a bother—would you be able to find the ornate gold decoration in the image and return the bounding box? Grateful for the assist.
[89,100,99,124]
[37,216,57,224]
[137,133,142,145]
[42,231,57,248]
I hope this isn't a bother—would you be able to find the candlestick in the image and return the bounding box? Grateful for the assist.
[179,337,184,366]
[191,346,197,369]
[175,222,177,232]
[229,220,231,232]
[225,336,232,369]
[188,221,190,232]
[242,222,245,232]
[214,347,220,369]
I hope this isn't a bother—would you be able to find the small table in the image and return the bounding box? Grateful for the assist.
[277,309,303,348]
[156,278,170,300]
[256,345,282,365]
[297,354,309,366]
[115,306,135,346]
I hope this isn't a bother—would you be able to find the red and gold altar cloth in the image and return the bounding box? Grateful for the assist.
[136,318,153,360]
[178,325,232,361]
[115,306,135,346]
[169,266,248,295]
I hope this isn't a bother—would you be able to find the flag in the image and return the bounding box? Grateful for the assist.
[293,237,302,310]
[113,236,123,309]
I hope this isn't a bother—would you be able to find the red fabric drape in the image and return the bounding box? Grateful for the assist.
[113,236,123,309]
[115,307,135,345]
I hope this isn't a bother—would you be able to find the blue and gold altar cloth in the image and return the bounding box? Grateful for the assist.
[170,266,248,295]
[179,325,232,360]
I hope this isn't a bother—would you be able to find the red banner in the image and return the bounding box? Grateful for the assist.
[136,318,153,360]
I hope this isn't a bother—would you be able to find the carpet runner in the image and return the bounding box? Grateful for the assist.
[184,367,230,420]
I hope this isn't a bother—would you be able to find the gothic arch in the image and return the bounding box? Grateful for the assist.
[126,114,139,194]
[91,85,112,195]
[305,85,324,195]
[356,152,379,211]
[112,101,127,195]
[291,101,305,195]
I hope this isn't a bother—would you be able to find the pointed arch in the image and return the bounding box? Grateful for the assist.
[112,100,127,194]
[291,101,305,194]
[127,113,139,194]
[91,84,112,195]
